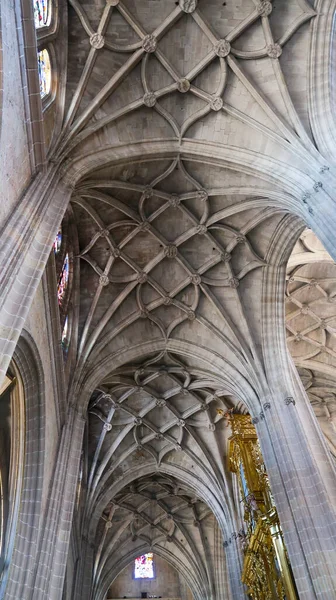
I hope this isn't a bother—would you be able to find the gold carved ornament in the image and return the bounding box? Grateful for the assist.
[221,412,298,600]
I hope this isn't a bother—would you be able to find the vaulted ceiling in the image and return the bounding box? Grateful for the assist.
[286,229,336,457]
[71,158,267,599]
[45,1,336,598]
[50,0,318,172]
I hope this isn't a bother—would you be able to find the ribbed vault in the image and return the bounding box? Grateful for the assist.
[46,1,336,599]
[71,157,291,397]
[286,229,336,455]
[92,472,225,600]
[69,155,297,600]
[54,0,317,165]
[82,350,242,600]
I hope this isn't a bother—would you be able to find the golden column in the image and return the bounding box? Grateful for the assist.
[224,413,298,600]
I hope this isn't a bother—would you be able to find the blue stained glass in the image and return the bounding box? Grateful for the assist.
[239,463,249,499]
[53,229,62,253]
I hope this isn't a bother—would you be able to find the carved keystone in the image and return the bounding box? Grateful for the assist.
[169,194,180,207]
[143,92,156,107]
[210,96,223,111]
[179,0,197,13]
[177,78,190,93]
[143,34,157,53]
[196,189,208,201]
[90,33,105,49]
[257,1,272,16]
[143,187,153,199]
[214,39,231,58]
[99,274,109,287]
[229,277,239,288]
[190,274,201,285]
[164,245,177,258]
[137,272,147,284]
[266,44,282,58]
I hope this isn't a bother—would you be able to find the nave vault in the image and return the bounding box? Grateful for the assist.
[0,0,336,599]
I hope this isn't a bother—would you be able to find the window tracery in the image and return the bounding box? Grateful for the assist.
[134,553,154,579]
[37,49,51,98]
[53,211,78,364]
[58,253,69,306]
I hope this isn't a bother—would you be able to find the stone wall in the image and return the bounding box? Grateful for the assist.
[0,0,32,225]
[107,555,193,600]
[23,266,63,512]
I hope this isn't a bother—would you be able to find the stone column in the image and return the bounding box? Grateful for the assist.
[0,169,72,385]
[223,536,246,600]
[27,406,85,600]
[258,258,336,599]
[254,386,336,600]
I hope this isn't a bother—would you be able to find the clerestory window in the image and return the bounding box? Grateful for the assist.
[134,553,155,579]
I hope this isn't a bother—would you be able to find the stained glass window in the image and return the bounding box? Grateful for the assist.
[61,316,69,350]
[53,228,62,253]
[37,49,51,98]
[34,0,51,28]
[134,553,154,579]
[58,253,69,305]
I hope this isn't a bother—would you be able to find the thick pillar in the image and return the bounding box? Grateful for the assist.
[28,406,85,600]
[259,256,336,599]
[223,538,246,600]
[0,171,72,385]
[255,386,336,599]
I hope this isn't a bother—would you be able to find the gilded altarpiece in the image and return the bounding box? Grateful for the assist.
[227,415,298,600]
